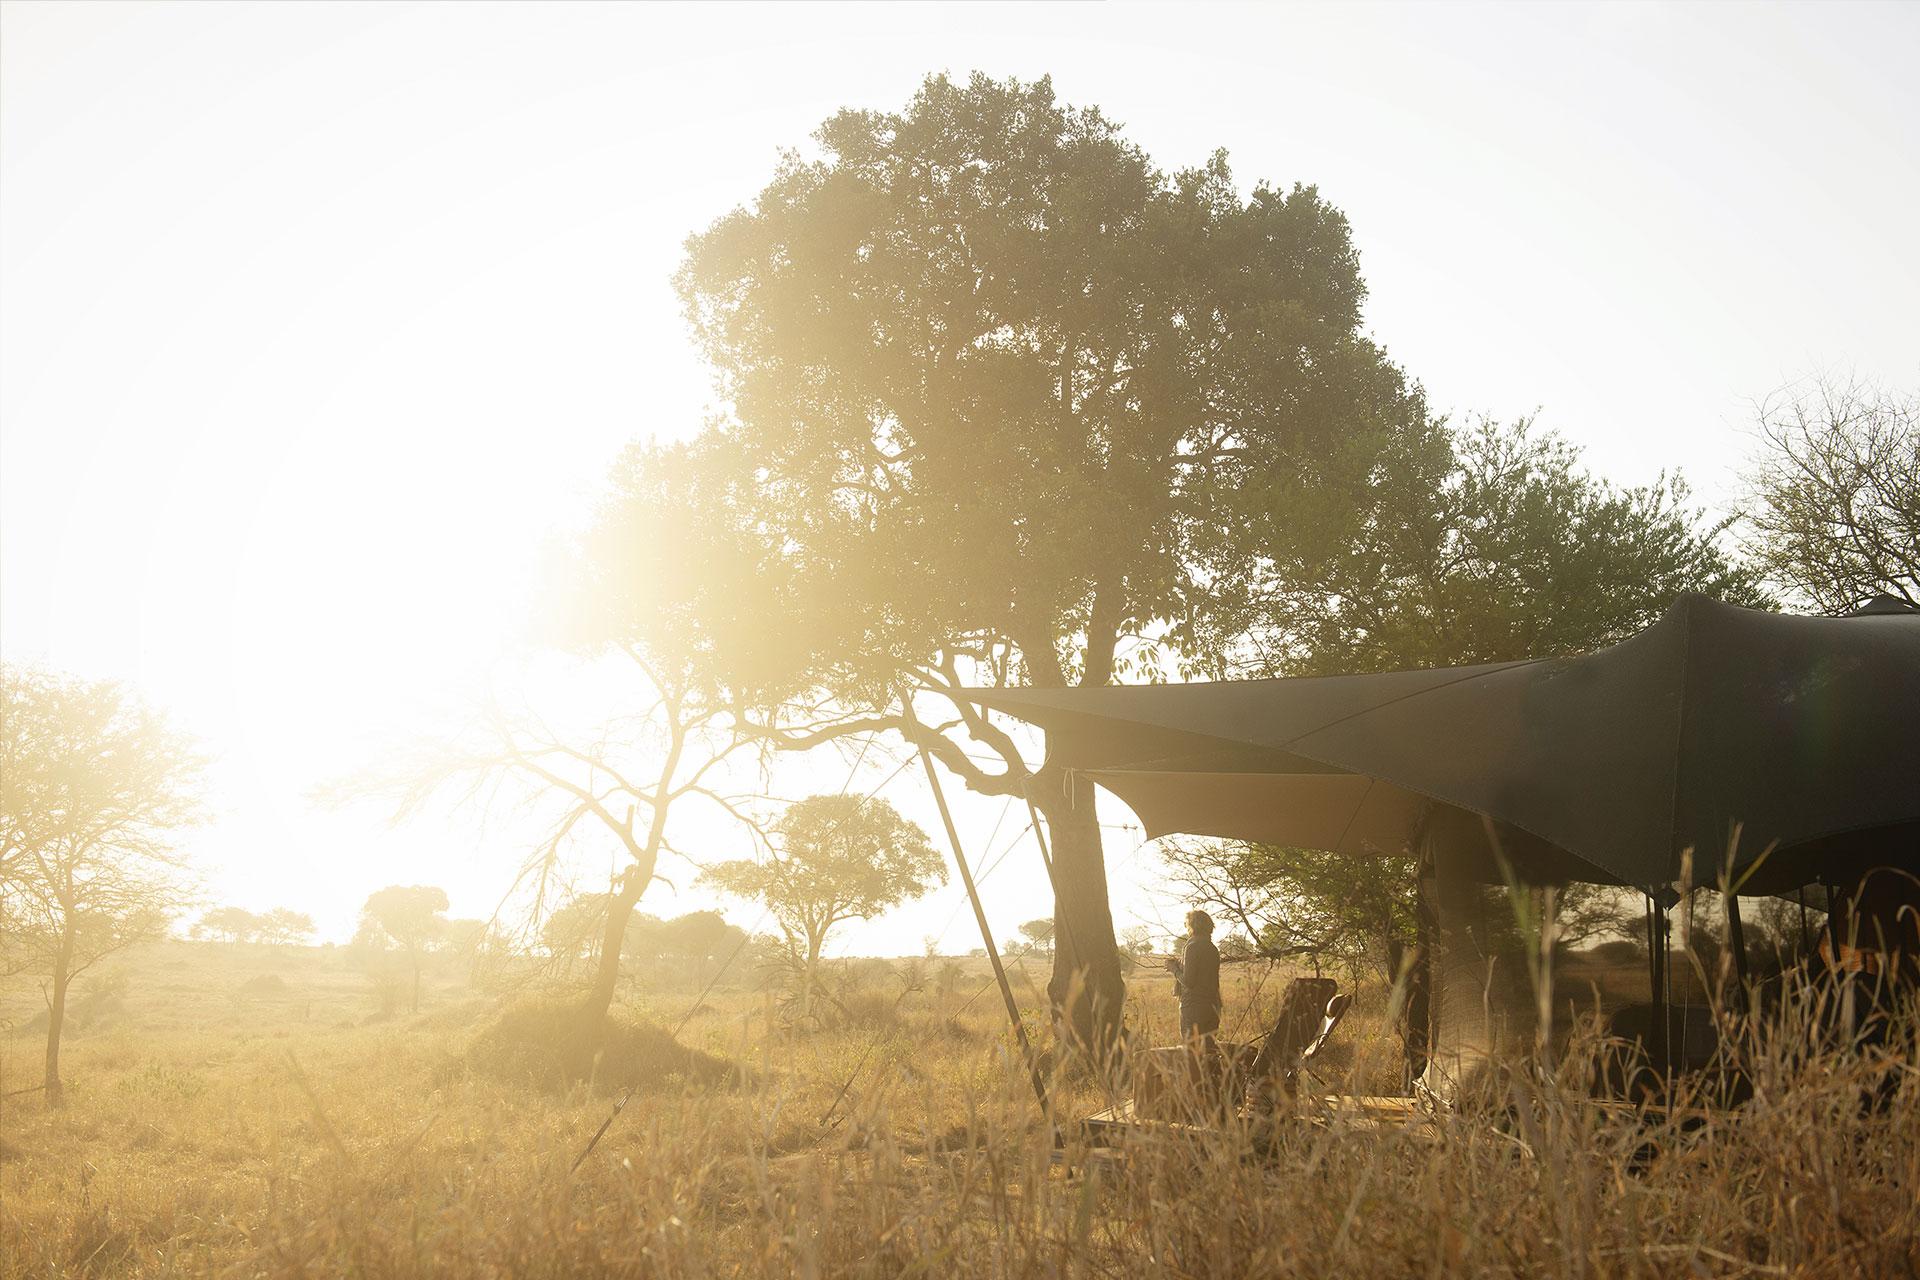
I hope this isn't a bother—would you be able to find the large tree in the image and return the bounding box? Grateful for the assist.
[0,665,203,1105]
[1740,375,1919,612]
[662,72,1431,1052]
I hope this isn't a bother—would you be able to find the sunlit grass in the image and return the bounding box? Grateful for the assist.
[3,941,1915,1277]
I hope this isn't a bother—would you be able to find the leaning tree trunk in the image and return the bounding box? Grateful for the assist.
[1037,765,1126,1062]
[43,927,74,1107]
[580,868,649,1035]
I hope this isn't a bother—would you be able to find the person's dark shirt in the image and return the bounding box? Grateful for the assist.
[1179,935,1221,1012]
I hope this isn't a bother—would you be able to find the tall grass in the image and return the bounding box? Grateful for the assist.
[2,950,1914,1277]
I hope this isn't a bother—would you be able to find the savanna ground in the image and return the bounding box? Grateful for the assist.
[2,939,1914,1278]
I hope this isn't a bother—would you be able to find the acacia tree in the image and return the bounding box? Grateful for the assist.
[1740,375,1919,612]
[260,908,315,946]
[0,665,203,1105]
[704,794,942,1011]
[357,884,448,1014]
[388,587,771,1041]
[659,72,1431,1053]
[194,906,261,943]
[1018,918,1056,955]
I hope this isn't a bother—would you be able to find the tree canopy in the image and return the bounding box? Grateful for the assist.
[357,884,449,1012]
[1,664,204,1103]
[1219,416,1771,675]
[1741,375,1919,612]
[704,795,942,996]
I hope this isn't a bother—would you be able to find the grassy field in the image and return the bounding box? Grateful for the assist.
[2,939,1914,1277]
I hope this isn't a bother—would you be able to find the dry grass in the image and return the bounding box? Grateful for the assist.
[2,941,1915,1277]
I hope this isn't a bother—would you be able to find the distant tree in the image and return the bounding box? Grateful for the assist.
[259,908,315,946]
[196,906,263,944]
[439,917,489,956]
[704,795,943,1011]
[1161,838,1414,976]
[1163,837,1625,979]
[1218,932,1258,961]
[0,665,203,1105]
[1018,918,1056,956]
[1740,375,1919,612]
[1119,925,1157,958]
[541,893,612,971]
[655,910,741,970]
[545,901,742,984]
[357,885,449,1013]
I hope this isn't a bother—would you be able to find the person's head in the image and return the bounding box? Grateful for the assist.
[1186,909,1214,938]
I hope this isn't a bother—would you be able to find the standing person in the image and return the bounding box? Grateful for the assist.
[1168,909,1223,1045]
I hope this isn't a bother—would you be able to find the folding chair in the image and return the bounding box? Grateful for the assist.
[1244,977,1348,1107]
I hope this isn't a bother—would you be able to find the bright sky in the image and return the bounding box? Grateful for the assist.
[4,2,1916,954]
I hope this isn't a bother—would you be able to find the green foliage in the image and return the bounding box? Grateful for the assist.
[1163,838,1417,975]
[663,72,1429,703]
[1161,415,1769,970]
[1232,416,1773,676]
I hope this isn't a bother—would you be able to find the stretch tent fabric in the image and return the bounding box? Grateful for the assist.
[965,595,1920,893]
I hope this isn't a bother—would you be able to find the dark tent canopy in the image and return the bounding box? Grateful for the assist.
[967,595,1920,893]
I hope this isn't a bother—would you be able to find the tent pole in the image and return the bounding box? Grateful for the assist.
[1023,793,1057,885]
[1645,893,1670,1079]
[1822,878,1845,972]
[918,746,1049,1112]
[1724,893,1751,999]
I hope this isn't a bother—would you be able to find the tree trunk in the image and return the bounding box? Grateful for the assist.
[580,870,649,1033]
[43,926,74,1107]
[803,931,826,1020]
[1038,766,1125,1061]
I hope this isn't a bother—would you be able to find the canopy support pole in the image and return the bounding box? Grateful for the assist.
[1023,794,1057,884]
[1822,878,1845,970]
[1645,893,1672,1077]
[1724,893,1751,1004]
[919,746,1049,1112]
